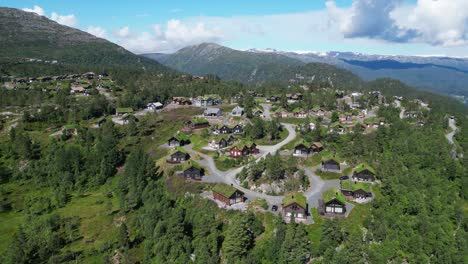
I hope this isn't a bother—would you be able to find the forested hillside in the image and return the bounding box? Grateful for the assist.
[0,7,466,264]
[0,7,170,77]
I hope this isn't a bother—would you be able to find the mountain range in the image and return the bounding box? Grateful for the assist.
[143,43,468,98]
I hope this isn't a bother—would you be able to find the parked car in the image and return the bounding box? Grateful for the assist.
[271,205,278,211]
[339,175,349,181]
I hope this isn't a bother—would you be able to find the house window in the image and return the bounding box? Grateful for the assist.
[297,213,303,218]
[286,212,292,217]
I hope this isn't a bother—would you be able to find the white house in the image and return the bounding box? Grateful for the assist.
[147,102,163,111]
[231,106,244,117]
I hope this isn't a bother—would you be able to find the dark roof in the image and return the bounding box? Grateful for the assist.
[184,166,201,174]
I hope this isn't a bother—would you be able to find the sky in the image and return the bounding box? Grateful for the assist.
[2,0,468,56]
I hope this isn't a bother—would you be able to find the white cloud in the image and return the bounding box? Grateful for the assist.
[326,0,468,47]
[113,20,224,53]
[50,12,78,27]
[22,5,45,16]
[87,26,106,38]
[22,5,78,27]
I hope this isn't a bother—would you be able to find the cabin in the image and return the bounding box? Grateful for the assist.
[269,96,279,102]
[276,110,290,118]
[168,151,190,164]
[204,108,222,117]
[352,164,376,182]
[219,125,232,134]
[62,125,78,136]
[186,119,210,130]
[194,96,219,107]
[231,106,244,117]
[321,158,340,172]
[116,108,133,116]
[168,137,181,147]
[282,192,307,223]
[294,110,308,118]
[311,142,324,153]
[227,135,236,145]
[340,180,372,200]
[183,166,204,180]
[229,146,243,158]
[172,97,192,105]
[232,125,244,134]
[212,183,245,206]
[293,144,310,157]
[121,114,138,125]
[70,85,86,94]
[241,146,251,156]
[249,143,259,154]
[320,189,346,215]
[147,102,163,110]
[93,117,107,128]
[218,138,228,149]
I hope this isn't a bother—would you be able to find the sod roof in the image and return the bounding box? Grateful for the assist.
[354,163,376,174]
[282,192,307,209]
[323,188,346,204]
[341,180,371,192]
[191,118,209,125]
[212,183,241,198]
[116,107,133,113]
[63,124,77,129]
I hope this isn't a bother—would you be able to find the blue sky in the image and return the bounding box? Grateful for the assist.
[2,0,468,56]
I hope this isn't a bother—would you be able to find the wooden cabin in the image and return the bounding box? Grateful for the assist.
[311,142,324,153]
[218,138,228,149]
[168,137,180,147]
[352,164,376,182]
[212,183,245,206]
[320,189,346,216]
[229,146,243,158]
[183,166,203,180]
[340,180,372,200]
[293,144,310,156]
[219,125,232,134]
[321,158,340,172]
[168,151,190,164]
[249,143,259,154]
[232,125,244,134]
[282,192,307,223]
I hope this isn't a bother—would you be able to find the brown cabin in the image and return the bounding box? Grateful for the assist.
[212,184,245,206]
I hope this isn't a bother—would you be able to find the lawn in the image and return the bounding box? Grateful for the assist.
[214,155,245,171]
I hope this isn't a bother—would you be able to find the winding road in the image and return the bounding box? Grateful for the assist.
[183,116,340,209]
[446,117,457,145]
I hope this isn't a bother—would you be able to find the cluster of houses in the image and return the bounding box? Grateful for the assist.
[171,95,221,107]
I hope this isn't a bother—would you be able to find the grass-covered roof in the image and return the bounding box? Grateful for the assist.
[282,192,307,209]
[212,183,240,198]
[323,188,346,204]
[191,118,209,124]
[341,180,371,192]
[354,163,376,174]
[116,107,133,113]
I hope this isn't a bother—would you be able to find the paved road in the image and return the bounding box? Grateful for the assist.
[261,104,272,121]
[446,118,458,145]
[184,123,342,210]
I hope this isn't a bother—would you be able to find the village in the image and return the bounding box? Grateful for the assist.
[1,72,438,225]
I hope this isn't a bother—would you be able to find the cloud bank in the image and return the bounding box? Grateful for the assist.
[113,20,224,53]
[326,0,468,47]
